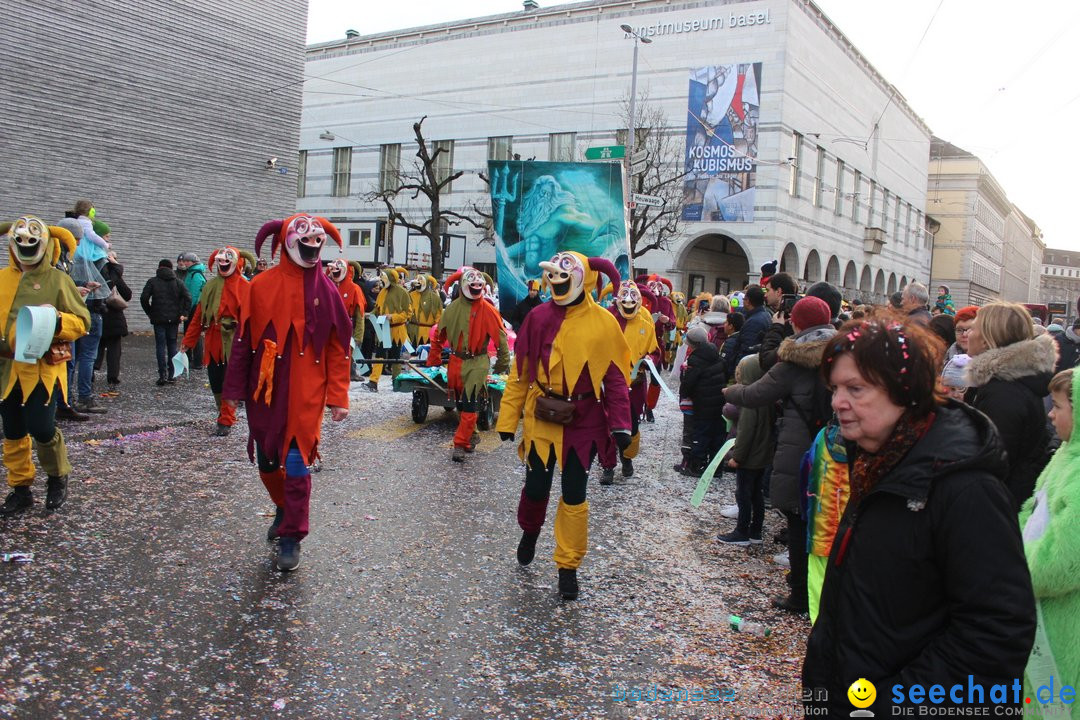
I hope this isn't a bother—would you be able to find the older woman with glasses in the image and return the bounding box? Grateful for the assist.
[946,305,978,361]
[802,317,1034,717]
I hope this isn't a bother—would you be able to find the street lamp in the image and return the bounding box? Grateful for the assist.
[619,24,651,170]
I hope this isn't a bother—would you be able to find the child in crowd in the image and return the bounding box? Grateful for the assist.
[941,353,970,401]
[1018,369,1078,715]
[934,284,955,316]
[718,355,775,545]
[717,312,745,383]
[677,327,726,476]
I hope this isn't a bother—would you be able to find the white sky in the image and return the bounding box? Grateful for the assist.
[306,0,1080,252]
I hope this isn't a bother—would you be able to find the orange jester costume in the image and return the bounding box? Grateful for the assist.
[222,214,352,572]
[182,246,251,436]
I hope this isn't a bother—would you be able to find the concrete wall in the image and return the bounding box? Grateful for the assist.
[1,0,308,329]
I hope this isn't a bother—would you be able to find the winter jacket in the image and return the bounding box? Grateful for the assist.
[731,305,770,361]
[724,325,836,513]
[100,261,131,339]
[964,334,1057,511]
[679,342,727,420]
[731,354,774,469]
[182,262,207,313]
[1053,326,1080,373]
[758,319,794,371]
[509,294,543,331]
[140,267,191,325]
[1017,369,1080,718]
[803,402,1035,717]
[717,331,741,384]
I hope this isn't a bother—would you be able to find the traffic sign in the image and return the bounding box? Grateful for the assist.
[631,193,663,207]
[585,145,626,160]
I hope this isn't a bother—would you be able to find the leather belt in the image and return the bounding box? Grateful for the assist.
[540,386,595,402]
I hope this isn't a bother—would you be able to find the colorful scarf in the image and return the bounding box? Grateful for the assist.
[850,412,935,506]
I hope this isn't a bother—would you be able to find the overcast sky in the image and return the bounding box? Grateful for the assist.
[306,0,1080,252]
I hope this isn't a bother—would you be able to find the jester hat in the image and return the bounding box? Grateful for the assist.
[255,214,342,260]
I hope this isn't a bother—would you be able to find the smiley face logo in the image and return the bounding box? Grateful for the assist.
[847,678,876,709]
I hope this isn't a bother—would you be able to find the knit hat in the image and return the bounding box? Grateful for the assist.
[791,296,831,331]
[806,281,842,320]
[179,252,199,263]
[955,306,978,323]
[1048,323,1064,334]
[56,217,82,240]
[685,326,710,347]
[92,219,110,237]
[942,353,970,388]
[158,258,173,269]
[760,260,777,277]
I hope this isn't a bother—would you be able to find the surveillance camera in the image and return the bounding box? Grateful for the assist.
[265,157,278,169]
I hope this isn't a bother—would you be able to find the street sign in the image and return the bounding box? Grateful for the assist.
[628,158,648,175]
[631,193,663,207]
[584,145,625,160]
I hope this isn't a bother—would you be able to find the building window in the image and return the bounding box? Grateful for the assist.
[432,140,455,193]
[379,144,401,193]
[296,150,307,198]
[894,197,901,239]
[360,229,371,247]
[906,203,913,245]
[834,160,845,216]
[789,131,803,197]
[488,136,513,161]
[882,190,890,233]
[348,229,360,247]
[331,147,351,197]
[851,170,862,222]
[549,132,576,162]
[813,146,825,208]
[866,180,877,226]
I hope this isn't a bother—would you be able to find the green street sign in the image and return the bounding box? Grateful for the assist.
[584,145,626,160]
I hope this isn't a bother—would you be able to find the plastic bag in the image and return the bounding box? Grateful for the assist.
[69,255,110,300]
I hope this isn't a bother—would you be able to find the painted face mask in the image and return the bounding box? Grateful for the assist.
[377,271,390,291]
[647,280,663,297]
[283,214,326,268]
[616,282,642,319]
[215,247,239,277]
[326,258,348,283]
[539,252,585,306]
[460,267,486,300]
[8,216,48,267]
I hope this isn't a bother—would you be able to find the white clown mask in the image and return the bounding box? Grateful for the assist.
[326,258,348,283]
[377,271,390,291]
[539,252,585,306]
[283,214,327,268]
[616,282,642,319]
[8,216,48,267]
[214,248,239,277]
[461,267,486,300]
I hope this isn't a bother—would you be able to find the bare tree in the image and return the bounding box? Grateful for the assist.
[621,96,689,259]
[367,116,482,278]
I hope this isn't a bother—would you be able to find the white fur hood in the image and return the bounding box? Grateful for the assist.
[964,334,1058,387]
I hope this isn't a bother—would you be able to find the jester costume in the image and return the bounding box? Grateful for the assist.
[0,217,90,515]
[497,252,631,600]
[407,273,442,347]
[325,259,365,381]
[222,214,352,571]
[367,267,412,391]
[182,246,252,436]
[638,274,675,412]
[429,267,510,462]
[669,291,689,367]
[596,281,659,483]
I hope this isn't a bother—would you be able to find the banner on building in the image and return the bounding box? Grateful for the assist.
[682,63,762,222]
[487,160,630,317]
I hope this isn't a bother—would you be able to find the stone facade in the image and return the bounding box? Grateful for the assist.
[1040,248,1080,324]
[0,0,307,329]
[300,0,933,301]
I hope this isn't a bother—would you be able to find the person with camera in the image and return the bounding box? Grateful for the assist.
[0,217,90,514]
[759,279,843,372]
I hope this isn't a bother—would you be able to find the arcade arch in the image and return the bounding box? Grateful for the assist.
[675,232,751,297]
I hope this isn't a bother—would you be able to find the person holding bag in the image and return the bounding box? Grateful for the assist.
[95,251,131,392]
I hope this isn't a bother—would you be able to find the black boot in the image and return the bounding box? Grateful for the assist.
[266,506,284,542]
[599,468,614,485]
[213,423,231,437]
[558,568,579,600]
[45,475,68,510]
[621,458,634,478]
[516,531,540,565]
[0,486,33,516]
[644,408,655,423]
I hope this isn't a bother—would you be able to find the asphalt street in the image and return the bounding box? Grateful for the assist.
[0,334,809,719]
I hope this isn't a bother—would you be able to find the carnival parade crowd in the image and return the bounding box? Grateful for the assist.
[1,206,1077,717]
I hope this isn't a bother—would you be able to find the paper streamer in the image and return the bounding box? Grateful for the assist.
[690,438,736,508]
[351,339,370,374]
[403,339,415,355]
[670,342,688,377]
[642,357,677,402]
[369,315,392,348]
[14,305,57,363]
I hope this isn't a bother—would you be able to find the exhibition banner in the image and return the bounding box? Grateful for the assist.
[682,63,762,222]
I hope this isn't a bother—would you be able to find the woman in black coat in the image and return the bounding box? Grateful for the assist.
[964,302,1056,511]
[803,318,1034,717]
[95,251,132,389]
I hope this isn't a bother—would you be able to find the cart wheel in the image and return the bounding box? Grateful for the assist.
[411,390,429,423]
[477,394,494,431]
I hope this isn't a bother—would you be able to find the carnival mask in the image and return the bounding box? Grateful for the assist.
[327,258,348,283]
[616,282,642,319]
[461,267,486,300]
[214,247,239,277]
[377,271,390,291]
[283,214,326,268]
[8,216,48,267]
[539,252,585,306]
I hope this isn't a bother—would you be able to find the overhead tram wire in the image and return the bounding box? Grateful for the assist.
[872,0,947,130]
